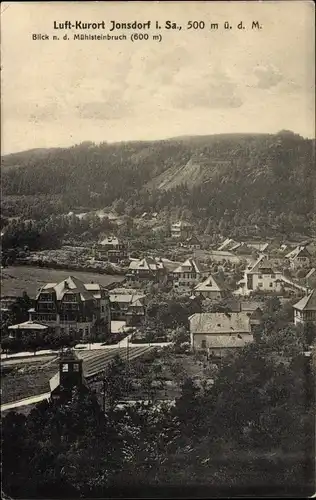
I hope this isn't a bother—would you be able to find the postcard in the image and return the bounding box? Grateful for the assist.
[1,1,315,498]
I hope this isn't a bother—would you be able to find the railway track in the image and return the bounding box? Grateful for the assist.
[78,346,153,379]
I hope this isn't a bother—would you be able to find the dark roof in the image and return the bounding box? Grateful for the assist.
[293,289,316,311]
[38,276,95,301]
[59,349,81,363]
[186,235,201,244]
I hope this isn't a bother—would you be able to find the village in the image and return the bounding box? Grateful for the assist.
[1,215,316,414]
[2,0,315,496]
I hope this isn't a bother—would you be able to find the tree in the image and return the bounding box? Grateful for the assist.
[10,292,34,325]
[303,322,316,348]
[173,377,204,439]
[264,296,282,314]
[22,332,40,354]
[103,354,131,410]
[202,297,232,313]
[170,326,190,346]
[1,335,17,353]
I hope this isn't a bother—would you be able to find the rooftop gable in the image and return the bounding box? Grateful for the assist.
[293,289,316,311]
[38,276,95,302]
[248,255,280,274]
[286,245,311,260]
[194,274,224,292]
[99,236,119,246]
[174,258,206,274]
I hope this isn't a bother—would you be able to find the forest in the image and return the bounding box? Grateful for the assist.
[1,131,315,239]
[2,304,315,498]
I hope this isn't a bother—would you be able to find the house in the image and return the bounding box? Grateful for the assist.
[172,258,209,293]
[171,221,192,239]
[217,238,236,251]
[193,274,227,300]
[160,258,181,274]
[93,236,127,263]
[8,320,48,340]
[183,235,201,250]
[209,250,241,264]
[49,349,89,403]
[225,299,263,328]
[109,289,146,324]
[189,312,253,355]
[246,242,269,253]
[305,268,316,280]
[126,257,166,282]
[28,276,111,340]
[126,296,147,326]
[280,243,288,252]
[293,289,316,326]
[235,255,284,296]
[305,268,316,288]
[286,246,311,270]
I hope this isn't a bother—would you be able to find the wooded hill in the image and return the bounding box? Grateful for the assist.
[2,131,315,236]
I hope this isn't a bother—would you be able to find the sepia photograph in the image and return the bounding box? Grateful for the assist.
[1,1,315,497]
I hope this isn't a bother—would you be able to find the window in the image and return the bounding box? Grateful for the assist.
[101,305,104,312]
[73,363,79,372]
[258,274,262,279]
[259,283,263,287]
[39,294,52,301]
[201,340,207,349]
[271,274,276,278]
[269,283,273,287]
[63,294,78,303]
[62,363,69,372]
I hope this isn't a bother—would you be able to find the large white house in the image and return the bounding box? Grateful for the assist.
[235,255,283,295]
[189,312,253,355]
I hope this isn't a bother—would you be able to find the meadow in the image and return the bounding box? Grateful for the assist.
[1,265,125,297]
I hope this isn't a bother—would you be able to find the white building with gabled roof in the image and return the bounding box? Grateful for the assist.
[93,235,127,263]
[285,245,311,269]
[193,274,227,300]
[171,221,192,239]
[126,256,166,282]
[172,258,208,293]
[293,289,316,326]
[235,255,283,296]
[189,312,253,354]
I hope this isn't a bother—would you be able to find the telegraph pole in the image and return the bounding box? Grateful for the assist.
[126,336,130,367]
[102,370,106,413]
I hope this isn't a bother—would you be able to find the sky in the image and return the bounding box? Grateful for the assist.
[1,1,315,154]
